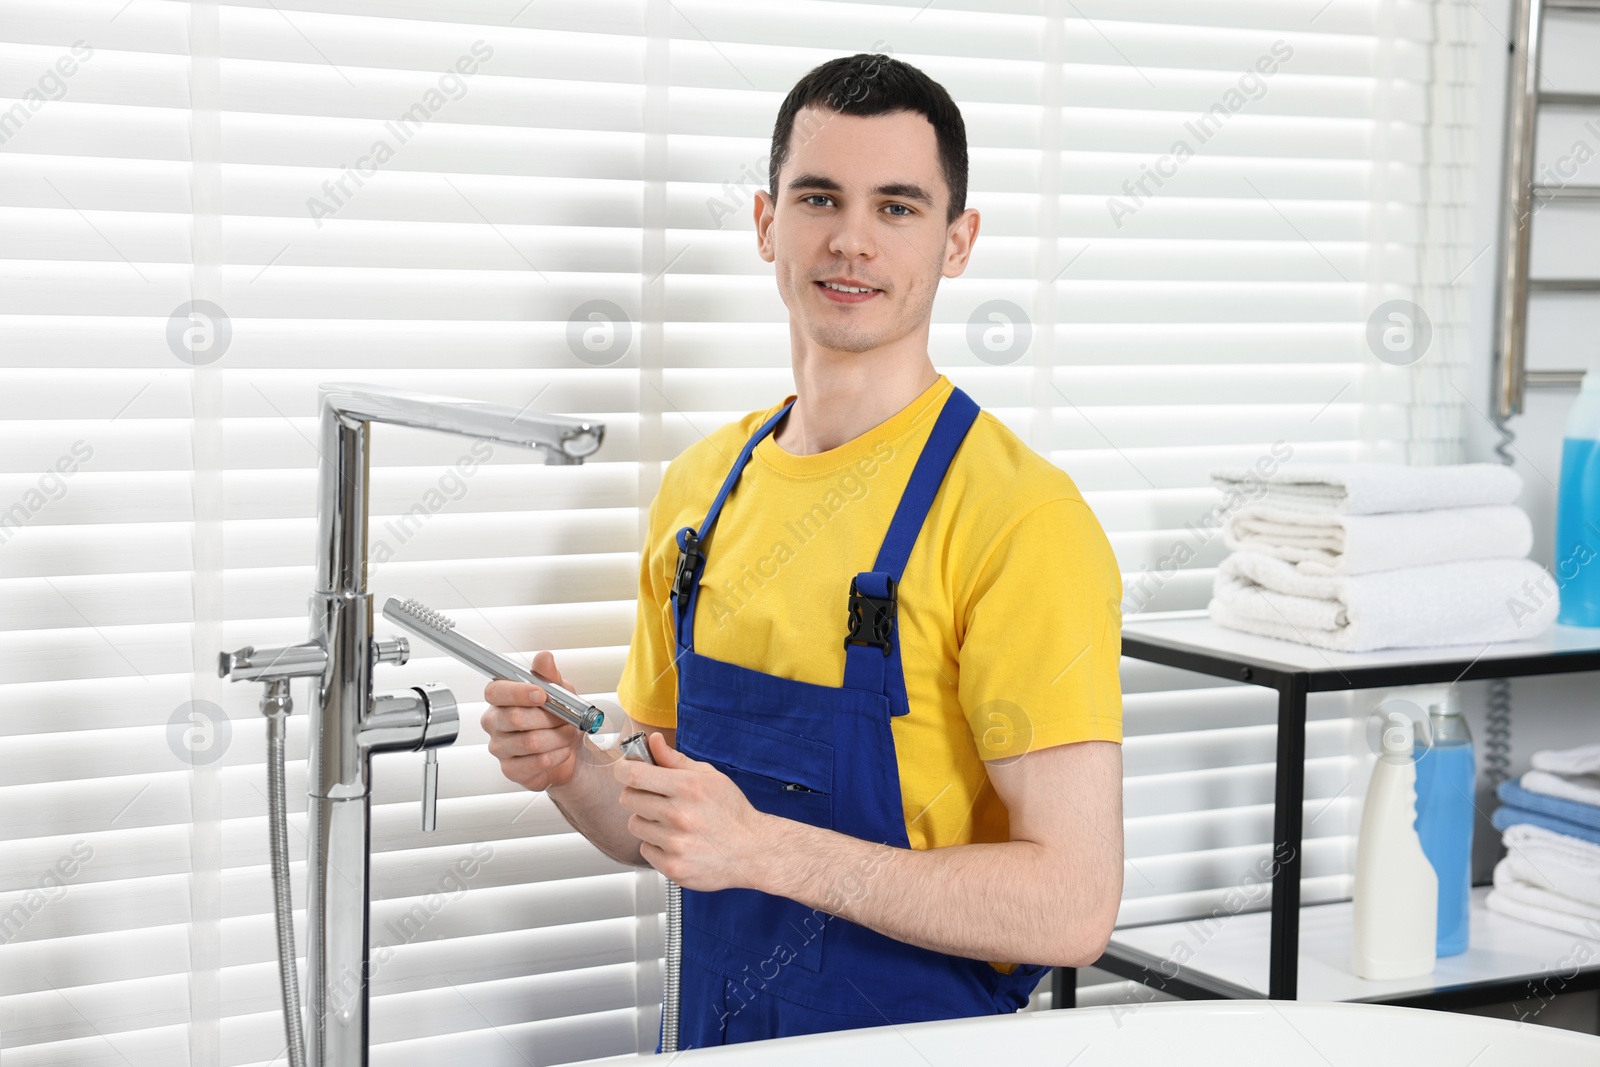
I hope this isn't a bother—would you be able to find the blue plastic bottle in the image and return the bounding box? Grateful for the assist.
[1556,371,1600,625]
[1413,697,1474,957]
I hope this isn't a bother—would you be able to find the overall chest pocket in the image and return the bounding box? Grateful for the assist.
[677,703,836,973]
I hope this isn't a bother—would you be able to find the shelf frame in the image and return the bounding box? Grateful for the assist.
[1072,622,1600,1003]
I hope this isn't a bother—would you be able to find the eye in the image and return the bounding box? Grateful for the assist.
[884,203,912,218]
[802,194,834,208]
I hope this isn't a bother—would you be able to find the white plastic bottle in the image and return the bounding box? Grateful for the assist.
[1352,711,1438,980]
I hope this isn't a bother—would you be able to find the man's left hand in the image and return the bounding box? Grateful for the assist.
[612,730,775,892]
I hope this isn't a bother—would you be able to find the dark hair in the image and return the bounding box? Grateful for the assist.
[768,53,969,227]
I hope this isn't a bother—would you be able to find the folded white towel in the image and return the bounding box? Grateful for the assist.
[1222,504,1533,576]
[1500,822,1600,909]
[1531,742,1600,777]
[1208,551,1559,652]
[1522,769,1600,809]
[1487,858,1600,938]
[1210,462,1523,516]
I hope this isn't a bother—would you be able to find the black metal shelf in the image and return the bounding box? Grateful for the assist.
[1065,614,1600,1010]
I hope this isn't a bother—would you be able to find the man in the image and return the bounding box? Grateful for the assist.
[483,52,1123,1049]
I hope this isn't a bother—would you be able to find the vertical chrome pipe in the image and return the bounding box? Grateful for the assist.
[306,403,377,1067]
[316,395,370,596]
[1494,0,1546,420]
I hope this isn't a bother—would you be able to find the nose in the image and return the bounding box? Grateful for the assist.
[826,199,878,263]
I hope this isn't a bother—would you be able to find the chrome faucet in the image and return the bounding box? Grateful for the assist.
[219,384,605,1067]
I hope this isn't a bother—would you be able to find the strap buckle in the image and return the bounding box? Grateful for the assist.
[844,575,896,657]
[671,527,704,608]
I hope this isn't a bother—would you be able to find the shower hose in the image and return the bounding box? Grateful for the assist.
[618,728,682,1052]
[662,877,682,1053]
[264,682,308,1067]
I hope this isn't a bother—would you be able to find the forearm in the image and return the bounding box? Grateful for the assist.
[547,737,649,868]
[752,819,1111,968]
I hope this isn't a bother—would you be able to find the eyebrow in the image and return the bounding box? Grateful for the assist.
[785,172,937,209]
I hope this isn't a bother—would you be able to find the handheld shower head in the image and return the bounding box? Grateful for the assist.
[389,597,457,636]
[381,596,604,735]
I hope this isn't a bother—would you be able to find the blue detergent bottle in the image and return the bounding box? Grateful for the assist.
[1412,694,1474,957]
[1557,371,1600,625]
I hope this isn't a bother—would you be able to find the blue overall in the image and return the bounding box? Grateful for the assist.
[661,385,1050,1050]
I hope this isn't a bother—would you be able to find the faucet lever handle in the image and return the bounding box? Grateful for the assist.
[422,748,439,831]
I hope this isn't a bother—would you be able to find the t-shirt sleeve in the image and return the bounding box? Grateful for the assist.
[958,497,1123,759]
[616,489,680,729]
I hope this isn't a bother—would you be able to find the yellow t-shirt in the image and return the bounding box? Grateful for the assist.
[616,372,1123,973]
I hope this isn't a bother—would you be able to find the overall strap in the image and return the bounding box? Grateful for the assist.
[843,387,980,694]
[671,399,795,651]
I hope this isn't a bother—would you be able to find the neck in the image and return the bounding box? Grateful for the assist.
[774,355,939,456]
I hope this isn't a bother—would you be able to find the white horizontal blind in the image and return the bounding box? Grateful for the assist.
[1083,0,1481,942]
[208,3,654,1065]
[2,4,214,1067]
[1,1,653,1065]
[0,0,1481,1062]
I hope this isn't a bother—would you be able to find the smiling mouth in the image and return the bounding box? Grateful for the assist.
[815,280,882,303]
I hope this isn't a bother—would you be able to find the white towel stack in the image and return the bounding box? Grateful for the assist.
[1205,462,1556,652]
[1486,743,1600,937]
[1486,824,1600,936]
[1522,742,1600,806]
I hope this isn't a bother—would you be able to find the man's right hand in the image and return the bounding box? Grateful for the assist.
[482,652,583,792]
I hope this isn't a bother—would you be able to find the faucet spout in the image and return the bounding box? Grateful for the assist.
[320,383,603,463]
[314,384,603,597]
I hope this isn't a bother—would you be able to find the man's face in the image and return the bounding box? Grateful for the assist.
[755,106,976,356]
